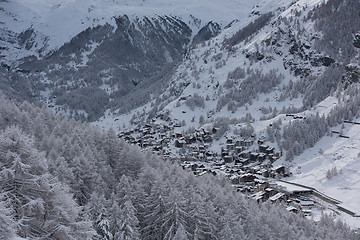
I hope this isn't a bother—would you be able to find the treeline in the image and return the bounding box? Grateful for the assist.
[273,86,360,161]
[0,93,358,239]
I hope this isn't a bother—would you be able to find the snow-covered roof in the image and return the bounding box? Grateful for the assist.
[269,192,285,201]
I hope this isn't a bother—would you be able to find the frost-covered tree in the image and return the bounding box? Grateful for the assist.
[0,126,95,239]
[0,194,16,239]
[116,199,141,240]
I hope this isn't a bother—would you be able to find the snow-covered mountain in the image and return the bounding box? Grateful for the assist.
[1,0,277,120]
[0,0,258,62]
[1,0,360,230]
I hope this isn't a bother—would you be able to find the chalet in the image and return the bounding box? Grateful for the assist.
[143,134,153,140]
[237,158,250,166]
[233,163,244,170]
[226,138,234,144]
[235,146,243,154]
[144,124,152,129]
[250,153,259,162]
[163,125,173,131]
[259,144,269,153]
[124,135,135,142]
[224,155,234,163]
[240,173,257,183]
[244,139,253,147]
[215,160,225,166]
[286,206,299,213]
[236,139,245,146]
[153,146,162,151]
[198,153,205,160]
[203,135,213,143]
[302,209,312,216]
[255,180,270,192]
[152,140,162,147]
[221,148,229,157]
[174,132,183,138]
[141,140,150,148]
[189,145,197,152]
[205,150,214,157]
[159,132,167,138]
[269,192,286,202]
[240,150,251,158]
[299,200,315,209]
[175,139,186,148]
[192,151,199,158]
[227,143,235,151]
[253,191,266,203]
[272,165,288,176]
[230,175,241,184]
[266,147,275,154]
[191,163,205,171]
[257,169,270,177]
[265,188,277,198]
[225,168,235,174]
[258,153,266,162]
[185,136,197,144]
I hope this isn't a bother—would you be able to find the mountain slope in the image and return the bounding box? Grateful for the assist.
[0,91,358,240]
[1,0,274,121]
[1,0,360,231]
[93,0,360,228]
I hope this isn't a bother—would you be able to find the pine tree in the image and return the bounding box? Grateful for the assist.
[173,223,189,240]
[0,126,95,239]
[162,189,191,240]
[86,192,112,239]
[116,199,141,240]
[191,194,217,240]
[0,193,16,239]
[141,181,168,239]
[109,194,123,239]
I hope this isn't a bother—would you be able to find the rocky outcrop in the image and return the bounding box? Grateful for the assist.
[192,21,221,46]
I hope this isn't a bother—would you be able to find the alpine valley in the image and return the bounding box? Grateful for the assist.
[1,0,360,239]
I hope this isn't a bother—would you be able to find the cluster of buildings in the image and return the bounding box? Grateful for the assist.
[119,120,321,215]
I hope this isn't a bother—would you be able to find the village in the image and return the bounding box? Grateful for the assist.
[118,118,358,220]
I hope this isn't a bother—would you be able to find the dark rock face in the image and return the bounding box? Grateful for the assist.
[192,21,221,46]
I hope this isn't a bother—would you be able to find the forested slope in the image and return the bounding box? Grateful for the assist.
[0,93,358,239]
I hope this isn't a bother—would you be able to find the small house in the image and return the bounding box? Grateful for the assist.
[175,139,186,148]
[259,144,269,153]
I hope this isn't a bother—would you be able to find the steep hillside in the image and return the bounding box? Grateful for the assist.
[0,0,261,121]
[1,0,360,232]
[1,92,359,239]
[94,0,360,228]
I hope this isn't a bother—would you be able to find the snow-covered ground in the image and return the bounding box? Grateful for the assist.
[286,116,360,228]
[3,0,359,230]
